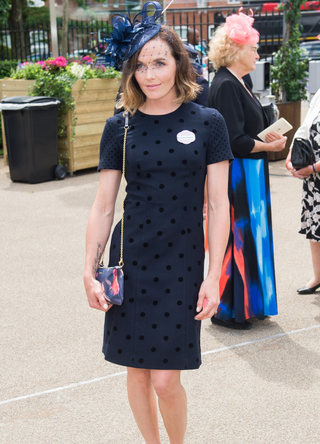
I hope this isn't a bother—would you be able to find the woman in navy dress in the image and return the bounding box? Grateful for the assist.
[83,3,233,443]
[207,10,287,330]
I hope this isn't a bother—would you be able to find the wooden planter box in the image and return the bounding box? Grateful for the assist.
[0,78,120,172]
[268,100,301,161]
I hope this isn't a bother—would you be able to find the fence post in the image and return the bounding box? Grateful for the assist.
[49,0,58,57]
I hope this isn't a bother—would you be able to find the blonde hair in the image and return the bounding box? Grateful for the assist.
[208,24,248,71]
[117,26,201,115]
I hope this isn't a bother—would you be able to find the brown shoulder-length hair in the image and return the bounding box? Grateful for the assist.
[117,26,201,115]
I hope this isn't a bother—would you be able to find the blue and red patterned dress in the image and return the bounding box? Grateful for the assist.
[208,67,278,323]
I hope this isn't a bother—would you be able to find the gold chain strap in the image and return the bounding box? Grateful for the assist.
[100,111,128,268]
[119,112,129,267]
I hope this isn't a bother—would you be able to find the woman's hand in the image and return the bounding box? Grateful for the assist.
[195,276,220,321]
[285,149,295,174]
[291,165,314,179]
[84,276,113,312]
[264,132,287,152]
[285,149,314,178]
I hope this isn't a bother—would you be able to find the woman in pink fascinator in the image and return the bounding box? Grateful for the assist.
[207,9,287,330]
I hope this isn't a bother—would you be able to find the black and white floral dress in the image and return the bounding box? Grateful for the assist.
[300,109,320,240]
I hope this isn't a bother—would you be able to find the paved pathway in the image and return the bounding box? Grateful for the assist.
[1,117,320,443]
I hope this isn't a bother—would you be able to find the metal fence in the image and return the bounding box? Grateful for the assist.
[1,5,320,62]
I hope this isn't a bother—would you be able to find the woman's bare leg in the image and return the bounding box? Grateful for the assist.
[127,367,161,444]
[305,240,320,288]
[151,370,187,444]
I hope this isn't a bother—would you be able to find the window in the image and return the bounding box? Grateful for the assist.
[125,0,140,9]
[208,25,215,40]
[173,26,188,43]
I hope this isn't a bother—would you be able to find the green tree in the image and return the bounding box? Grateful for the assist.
[6,0,28,59]
[0,0,11,24]
[270,0,309,102]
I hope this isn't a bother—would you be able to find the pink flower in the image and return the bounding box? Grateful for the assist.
[225,8,260,45]
[37,61,46,66]
[95,64,106,71]
[22,62,29,66]
[82,56,93,64]
[52,56,67,67]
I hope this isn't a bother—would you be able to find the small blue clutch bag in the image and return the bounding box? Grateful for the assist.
[96,265,124,306]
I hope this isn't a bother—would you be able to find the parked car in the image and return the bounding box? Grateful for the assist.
[261,1,320,12]
[26,52,51,61]
[261,40,320,63]
[299,40,320,61]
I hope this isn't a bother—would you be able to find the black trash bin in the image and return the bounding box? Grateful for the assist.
[0,96,66,183]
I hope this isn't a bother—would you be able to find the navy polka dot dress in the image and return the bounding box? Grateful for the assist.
[98,102,233,370]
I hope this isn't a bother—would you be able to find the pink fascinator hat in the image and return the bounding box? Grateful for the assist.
[225,8,260,45]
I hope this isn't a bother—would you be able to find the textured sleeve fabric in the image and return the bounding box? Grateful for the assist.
[289,88,320,149]
[206,108,234,165]
[98,116,124,171]
[209,79,255,158]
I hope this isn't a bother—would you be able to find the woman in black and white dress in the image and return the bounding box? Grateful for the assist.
[286,85,320,294]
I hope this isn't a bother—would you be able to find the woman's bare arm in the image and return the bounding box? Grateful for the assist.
[195,160,230,320]
[84,169,122,312]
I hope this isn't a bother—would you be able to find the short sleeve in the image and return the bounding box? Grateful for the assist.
[98,116,123,171]
[206,109,234,165]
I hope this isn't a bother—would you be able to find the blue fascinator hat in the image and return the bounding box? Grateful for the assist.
[105,1,165,71]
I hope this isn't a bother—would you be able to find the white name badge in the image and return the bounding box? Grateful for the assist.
[177,130,196,145]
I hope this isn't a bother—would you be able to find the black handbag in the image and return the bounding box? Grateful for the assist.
[95,112,129,306]
[262,102,279,126]
[291,137,315,170]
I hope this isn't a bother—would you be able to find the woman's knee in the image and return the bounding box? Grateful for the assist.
[151,370,181,400]
[127,367,151,389]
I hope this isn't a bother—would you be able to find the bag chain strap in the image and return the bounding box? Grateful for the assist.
[100,111,128,268]
[119,112,129,267]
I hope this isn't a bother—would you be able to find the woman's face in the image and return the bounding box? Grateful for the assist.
[239,44,260,73]
[134,37,177,104]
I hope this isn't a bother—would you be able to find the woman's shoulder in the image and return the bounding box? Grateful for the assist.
[209,69,242,102]
[212,70,241,89]
[106,112,126,127]
[309,88,320,113]
[185,102,227,131]
[101,112,129,146]
[186,101,222,118]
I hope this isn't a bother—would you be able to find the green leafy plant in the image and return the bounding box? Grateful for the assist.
[9,56,121,139]
[0,60,19,79]
[0,60,18,153]
[31,70,77,138]
[270,0,309,102]
[10,62,44,80]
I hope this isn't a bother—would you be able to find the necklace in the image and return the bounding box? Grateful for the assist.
[226,67,245,85]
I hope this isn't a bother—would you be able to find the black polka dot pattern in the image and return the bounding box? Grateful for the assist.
[99,102,233,370]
